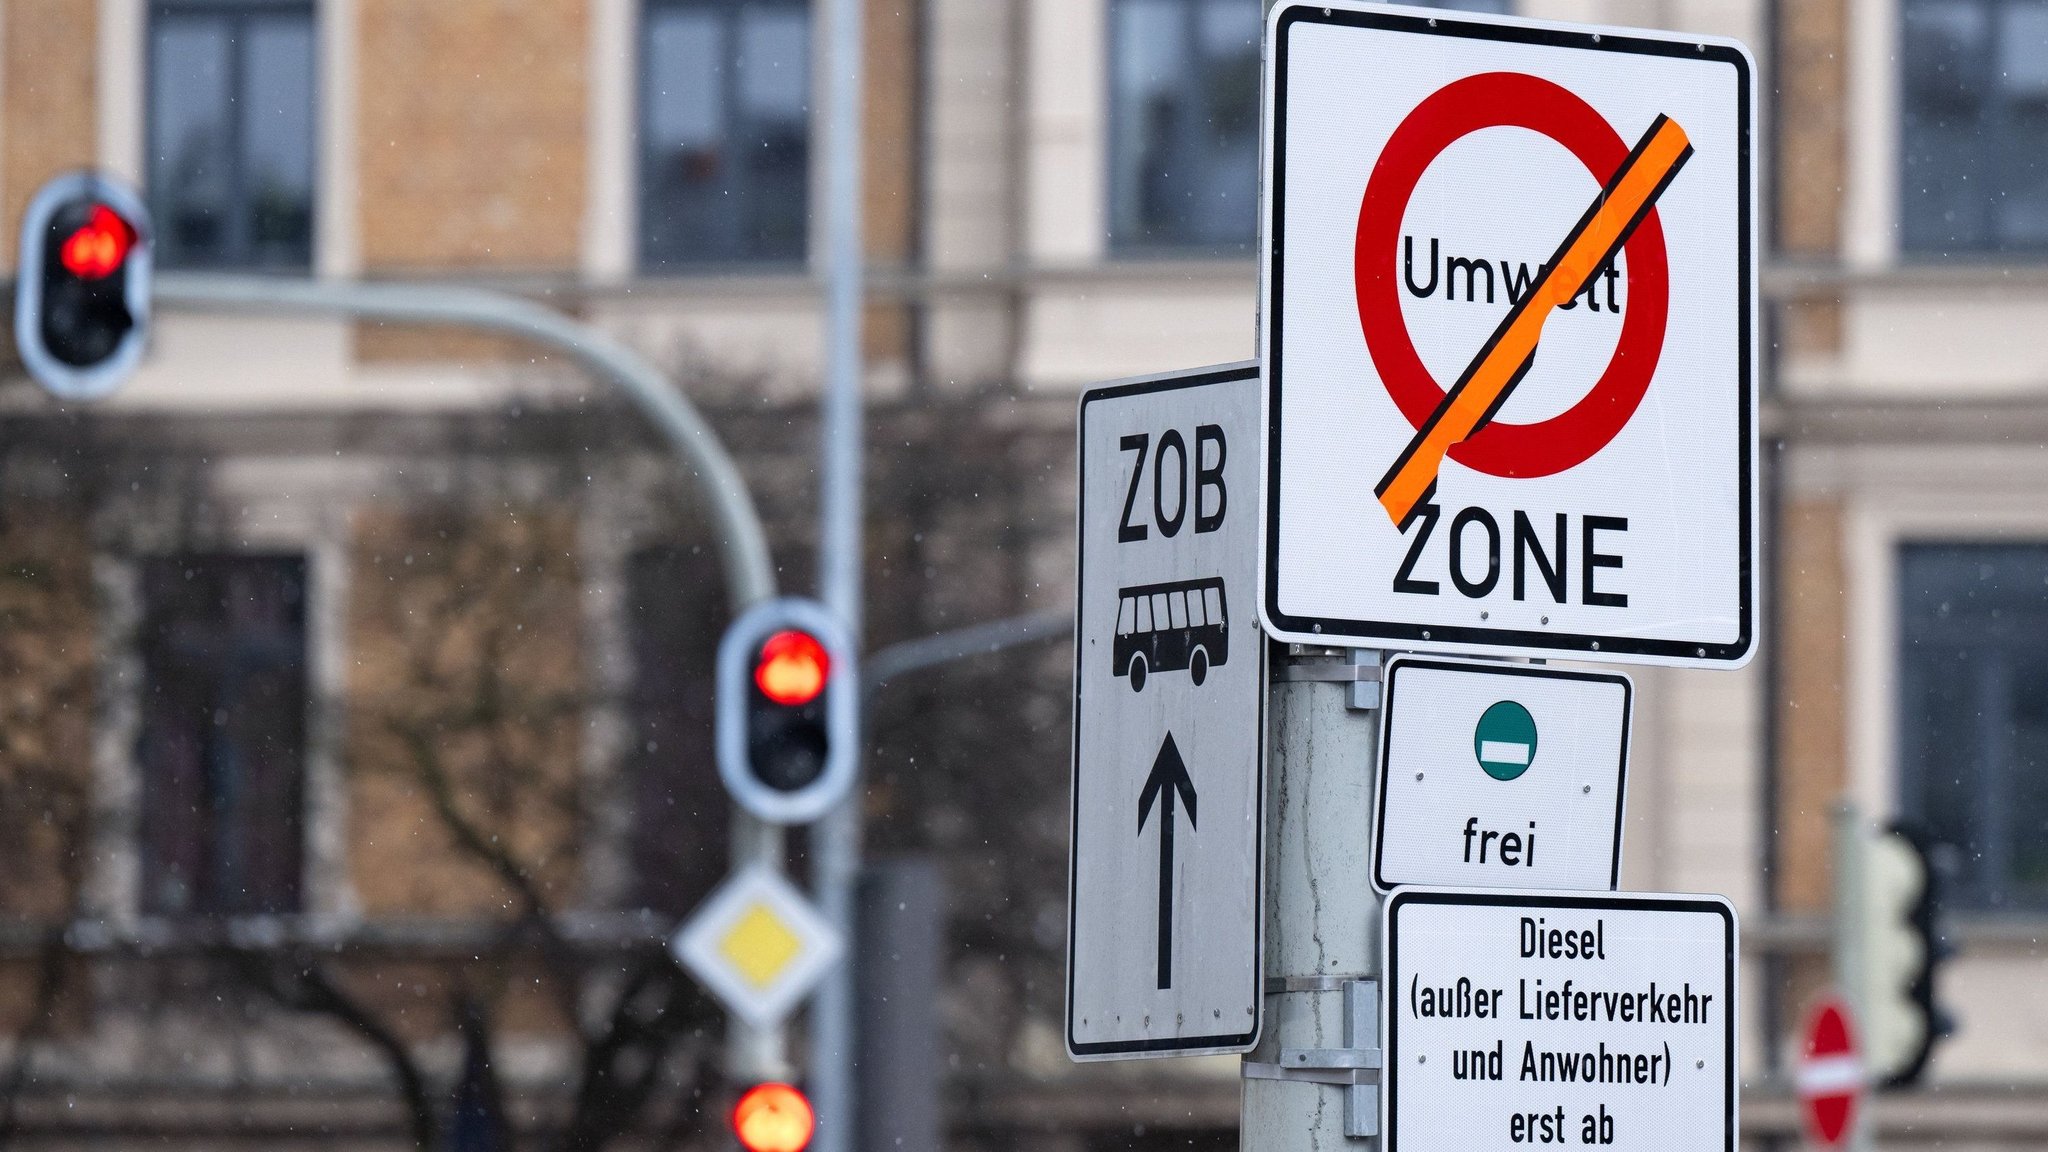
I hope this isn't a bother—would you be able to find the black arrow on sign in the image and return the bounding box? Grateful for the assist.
[1137,732,1198,990]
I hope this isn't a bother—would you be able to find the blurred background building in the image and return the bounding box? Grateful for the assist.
[0,0,2043,1148]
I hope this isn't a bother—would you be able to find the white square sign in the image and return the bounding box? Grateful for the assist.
[1258,3,1757,667]
[1384,889,1737,1152]
[1375,656,1630,893]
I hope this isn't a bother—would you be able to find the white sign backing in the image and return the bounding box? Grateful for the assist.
[1384,888,1737,1152]
[1259,3,1757,667]
[1375,656,1630,893]
[1069,363,1265,1060]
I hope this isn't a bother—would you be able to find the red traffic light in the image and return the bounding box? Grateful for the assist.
[717,598,854,823]
[732,1082,815,1152]
[754,629,830,706]
[58,204,134,280]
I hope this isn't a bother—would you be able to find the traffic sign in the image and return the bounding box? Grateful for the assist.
[1384,889,1737,1152]
[1375,656,1630,893]
[1069,362,1265,1060]
[671,865,843,1030]
[1798,996,1863,1148]
[1258,2,1757,667]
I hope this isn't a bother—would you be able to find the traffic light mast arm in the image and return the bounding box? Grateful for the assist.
[151,273,777,612]
[860,608,1071,702]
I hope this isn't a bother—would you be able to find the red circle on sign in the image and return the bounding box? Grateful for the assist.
[1355,71,1670,478]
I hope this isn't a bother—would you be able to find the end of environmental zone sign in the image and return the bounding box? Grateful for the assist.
[1257,5,1757,667]
[1375,115,1693,528]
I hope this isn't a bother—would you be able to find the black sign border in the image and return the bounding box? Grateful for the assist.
[1373,656,1633,893]
[1262,4,1757,664]
[1383,888,1739,1152]
[1067,362,1267,1059]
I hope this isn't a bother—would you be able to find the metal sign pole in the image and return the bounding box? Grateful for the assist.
[810,0,867,1142]
[1831,801,1874,1152]
[1241,648,1385,1149]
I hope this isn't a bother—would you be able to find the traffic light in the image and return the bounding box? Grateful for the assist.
[1857,824,1954,1088]
[716,597,856,824]
[14,172,152,400]
[732,1082,815,1152]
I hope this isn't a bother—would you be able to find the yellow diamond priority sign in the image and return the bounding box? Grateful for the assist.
[672,865,843,1028]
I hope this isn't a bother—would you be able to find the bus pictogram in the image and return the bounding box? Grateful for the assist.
[1112,577,1229,692]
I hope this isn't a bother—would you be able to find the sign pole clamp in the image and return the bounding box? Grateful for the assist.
[1242,977,1383,1137]
[1275,648,1383,711]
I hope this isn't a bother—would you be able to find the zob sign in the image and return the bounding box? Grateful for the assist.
[1069,363,1265,1060]
[1258,3,1757,667]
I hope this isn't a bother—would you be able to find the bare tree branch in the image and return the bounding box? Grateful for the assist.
[0,929,71,1145]
[550,952,716,1152]
[228,948,441,1152]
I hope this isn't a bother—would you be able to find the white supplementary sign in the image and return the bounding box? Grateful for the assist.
[1384,889,1737,1152]
[671,865,843,1030]
[1069,363,1266,1060]
[1258,2,1758,667]
[1375,656,1631,893]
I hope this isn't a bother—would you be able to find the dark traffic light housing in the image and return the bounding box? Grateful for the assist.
[1867,823,1956,1089]
[14,172,152,400]
[1867,815,1957,1082]
[717,598,856,824]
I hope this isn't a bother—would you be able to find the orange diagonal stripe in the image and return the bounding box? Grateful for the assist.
[1376,115,1693,528]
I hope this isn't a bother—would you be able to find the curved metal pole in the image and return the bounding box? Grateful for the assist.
[152,273,777,610]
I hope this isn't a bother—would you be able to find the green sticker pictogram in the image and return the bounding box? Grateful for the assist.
[1474,700,1537,781]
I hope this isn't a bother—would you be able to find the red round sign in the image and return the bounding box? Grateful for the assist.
[1354,71,1671,479]
[1798,996,1864,1148]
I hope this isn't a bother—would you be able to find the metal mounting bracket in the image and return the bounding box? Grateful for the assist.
[1242,978,1382,1136]
[1275,649,1384,711]
[1264,973,1364,994]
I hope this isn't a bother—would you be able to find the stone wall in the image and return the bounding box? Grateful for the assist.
[355,0,591,272]
[0,0,99,271]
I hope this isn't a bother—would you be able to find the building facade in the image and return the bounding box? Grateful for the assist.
[0,0,2044,1148]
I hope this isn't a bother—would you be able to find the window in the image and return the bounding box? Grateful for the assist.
[1107,0,1508,253]
[147,1,316,269]
[1898,544,2048,910]
[640,0,811,268]
[1107,0,1260,252]
[138,555,308,915]
[1900,0,2048,253]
